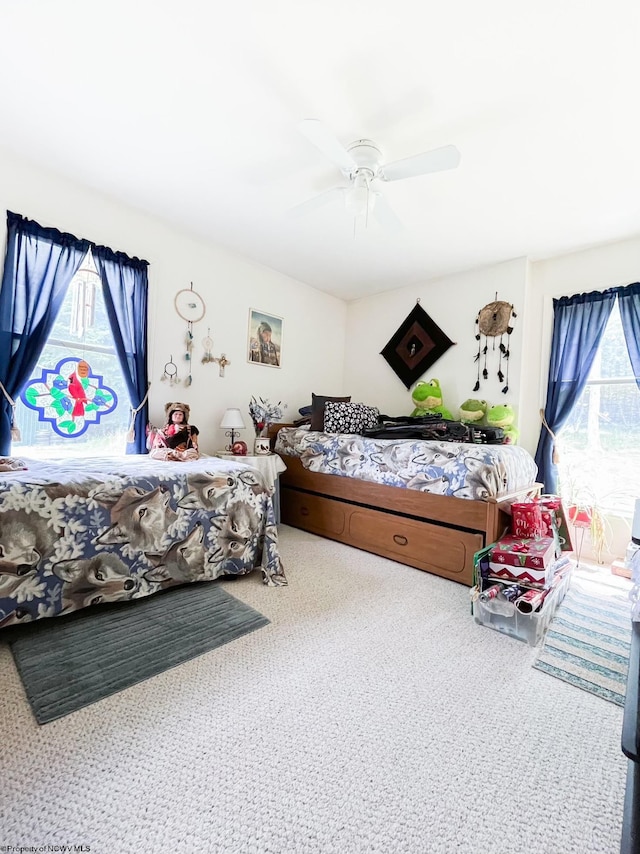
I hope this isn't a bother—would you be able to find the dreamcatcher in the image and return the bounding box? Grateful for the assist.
[161,356,180,386]
[174,283,206,387]
[201,329,215,364]
[473,296,517,394]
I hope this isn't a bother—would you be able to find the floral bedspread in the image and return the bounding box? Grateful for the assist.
[275,427,538,500]
[0,455,286,629]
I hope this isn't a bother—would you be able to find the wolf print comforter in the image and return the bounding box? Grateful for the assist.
[0,455,286,629]
[274,427,538,500]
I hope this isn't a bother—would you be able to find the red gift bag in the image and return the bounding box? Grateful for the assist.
[511,500,545,538]
[543,495,573,552]
[538,495,562,538]
[513,495,573,555]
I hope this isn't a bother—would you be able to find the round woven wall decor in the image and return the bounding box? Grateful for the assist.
[473,298,517,393]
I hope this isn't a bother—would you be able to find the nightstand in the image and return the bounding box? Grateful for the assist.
[214,452,287,522]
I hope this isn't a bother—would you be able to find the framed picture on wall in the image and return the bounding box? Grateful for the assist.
[247,308,283,368]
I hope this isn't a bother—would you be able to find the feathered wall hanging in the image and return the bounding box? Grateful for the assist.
[473,296,517,394]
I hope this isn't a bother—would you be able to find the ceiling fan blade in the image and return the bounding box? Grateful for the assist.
[379,144,461,182]
[287,187,346,219]
[372,193,404,233]
[298,119,356,173]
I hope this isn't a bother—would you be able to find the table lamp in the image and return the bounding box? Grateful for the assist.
[220,408,246,452]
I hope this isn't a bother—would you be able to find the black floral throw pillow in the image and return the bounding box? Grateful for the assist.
[310,393,351,432]
[323,402,380,434]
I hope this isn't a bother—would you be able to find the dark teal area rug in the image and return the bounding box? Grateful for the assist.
[5,582,269,724]
[533,578,631,706]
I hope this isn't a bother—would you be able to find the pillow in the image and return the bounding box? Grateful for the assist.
[323,402,380,434]
[310,393,351,432]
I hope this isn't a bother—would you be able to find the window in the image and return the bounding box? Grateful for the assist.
[556,298,640,515]
[14,251,131,457]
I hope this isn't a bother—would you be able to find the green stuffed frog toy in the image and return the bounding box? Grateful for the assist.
[459,399,488,425]
[486,403,519,444]
[410,379,454,420]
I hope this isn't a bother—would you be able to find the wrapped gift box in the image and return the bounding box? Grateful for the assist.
[489,536,556,585]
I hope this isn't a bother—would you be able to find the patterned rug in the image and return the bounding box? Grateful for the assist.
[6,581,269,724]
[533,577,632,706]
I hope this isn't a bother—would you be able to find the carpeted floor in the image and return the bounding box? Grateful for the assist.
[0,527,628,854]
[533,575,632,706]
[7,582,269,724]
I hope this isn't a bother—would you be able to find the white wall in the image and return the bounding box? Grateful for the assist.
[0,148,347,453]
[344,257,528,434]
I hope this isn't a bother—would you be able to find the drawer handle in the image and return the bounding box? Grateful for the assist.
[393,534,408,546]
[300,506,310,516]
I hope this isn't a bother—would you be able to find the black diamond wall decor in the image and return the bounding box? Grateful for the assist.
[380,302,455,389]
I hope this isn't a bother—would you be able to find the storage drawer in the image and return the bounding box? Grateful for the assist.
[281,488,346,537]
[280,487,480,585]
[348,507,481,583]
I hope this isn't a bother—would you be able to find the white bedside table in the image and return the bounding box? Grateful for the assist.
[214,452,287,521]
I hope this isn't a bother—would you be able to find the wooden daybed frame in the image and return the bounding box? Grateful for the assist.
[269,424,541,586]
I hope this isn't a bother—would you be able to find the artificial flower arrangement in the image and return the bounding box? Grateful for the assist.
[248,396,287,436]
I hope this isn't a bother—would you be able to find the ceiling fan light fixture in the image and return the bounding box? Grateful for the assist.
[345,172,375,218]
[294,120,459,230]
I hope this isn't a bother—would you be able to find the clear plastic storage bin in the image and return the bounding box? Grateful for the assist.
[472,568,572,646]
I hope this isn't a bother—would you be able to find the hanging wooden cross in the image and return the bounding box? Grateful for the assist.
[213,353,230,377]
[473,295,517,394]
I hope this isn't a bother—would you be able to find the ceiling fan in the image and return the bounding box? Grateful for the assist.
[291,118,461,228]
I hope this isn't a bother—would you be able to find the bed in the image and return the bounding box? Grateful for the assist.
[0,454,286,629]
[270,424,540,586]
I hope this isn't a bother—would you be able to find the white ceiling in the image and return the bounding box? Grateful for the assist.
[2,1,640,301]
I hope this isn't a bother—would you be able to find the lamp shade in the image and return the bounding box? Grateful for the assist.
[568,504,592,528]
[220,408,246,430]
